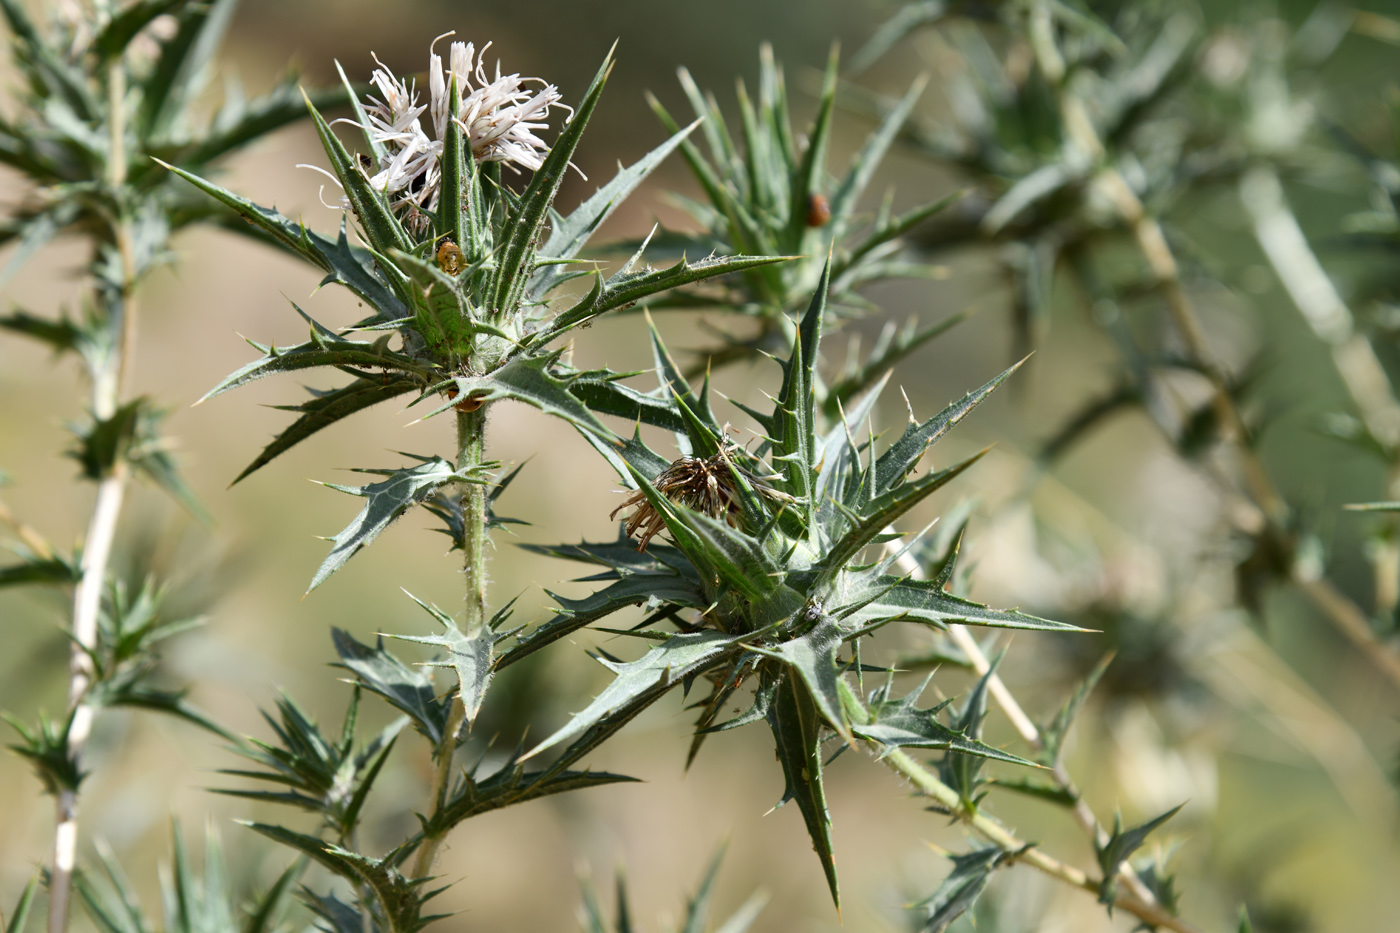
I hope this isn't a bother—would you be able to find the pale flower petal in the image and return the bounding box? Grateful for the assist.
[314,34,566,227]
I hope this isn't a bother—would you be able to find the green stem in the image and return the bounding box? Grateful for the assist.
[457,405,489,635]
[411,404,489,881]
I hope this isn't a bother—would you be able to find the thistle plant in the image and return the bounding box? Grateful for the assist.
[517,268,1114,913]
[157,33,796,928]
[152,17,1202,928]
[0,0,342,928]
[7,2,1400,931]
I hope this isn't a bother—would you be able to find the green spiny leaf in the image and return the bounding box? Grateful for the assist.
[528,120,701,302]
[75,839,154,933]
[988,776,1078,807]
[566,369,685,434]
[233,376,418,484]
[753,613,850,742]
[854,675,1031,765]
[913,846,1012,933]
[1041,652,1113,765]
[389,592,508,727]
[873,359,1024,494]
[784,45,839,252]
[938,661,1002,804]
[199,309,426,403]
[824,306,973,415]
[0,551,79,588]
[309,457,489,591]
[822,453,986,579]
[442,355,615,437]
[538,253,792,345]
[303,93,412,256]
[827,74,927,242]
[332,629,450,745]
[91,0,185,62]
[298,890,372,933]
[0,204,73,291]
[493,46,614,317]
[241,825,429,932]
[139,0,236,139]
[3,873,39,933]
[848,1,949,74]
[334,59,386,165]
[241,858,303,933]
[1097,804,1185,908]
[162,165,408,318]
[772,262,829,527]
[496,571,705,673]
[423,763,636,837]
[0,0,97,120]
[765,671,839,908]
[521,630,741,762]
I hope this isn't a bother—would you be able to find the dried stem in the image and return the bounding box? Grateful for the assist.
[411,405,489,880]
[49,61,137,933]
[1240,165,1400,681]
[0,498,53,558]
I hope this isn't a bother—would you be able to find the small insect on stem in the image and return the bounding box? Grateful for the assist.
[805,193,831,228]
[445,385,483,412]
[436,236,466,275]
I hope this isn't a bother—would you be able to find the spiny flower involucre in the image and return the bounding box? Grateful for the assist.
[327,33,569,229]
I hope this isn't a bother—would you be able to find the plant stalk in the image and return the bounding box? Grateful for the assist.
[878,747,1203,933]
[49,60,137,933]
[457,405,489,636]
[884,537,1161,909]
[411,405,489,880]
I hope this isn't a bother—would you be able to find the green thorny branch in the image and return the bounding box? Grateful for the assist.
[871,742,1203,933]
[0,1,357,928]
[883,538,1191,929]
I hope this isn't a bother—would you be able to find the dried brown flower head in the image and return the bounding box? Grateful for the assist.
[612,439,791,552]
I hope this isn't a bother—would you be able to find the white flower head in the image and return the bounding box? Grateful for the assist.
[315,32,572,231]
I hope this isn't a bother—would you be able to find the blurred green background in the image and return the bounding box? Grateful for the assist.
[5,0,1400,930]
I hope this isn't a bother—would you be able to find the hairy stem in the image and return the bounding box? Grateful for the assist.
[411,405,489,880]
[457,405,489,635]
[50,61,137,933]
[878,747,1204,933]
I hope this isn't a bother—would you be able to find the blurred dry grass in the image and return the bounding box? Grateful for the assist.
[4,1,1400,931]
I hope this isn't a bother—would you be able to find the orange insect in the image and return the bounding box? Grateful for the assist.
[435,237,465,275]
